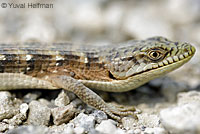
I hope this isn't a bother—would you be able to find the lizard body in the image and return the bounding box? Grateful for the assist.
[0,36,196,120]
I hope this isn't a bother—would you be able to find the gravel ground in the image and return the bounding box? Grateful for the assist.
[0,0,200,134]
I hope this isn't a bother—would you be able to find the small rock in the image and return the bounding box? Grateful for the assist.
[137,113,160,128]
[115,128,126,134]
[70,98,83,108]
[3,112,26,126]
[90,110,107,123]
[7,125,49,134]
[160,103,200,134]
[177,91,200,105]
[48,123,73,134]
[54,90,70,107]
[38,98,52,107]
[27,100,51,126]
[126,129,134,134]
[133,129,141,134]
[1,103,27,126]
[144,127,167,134]
[19,103,29,115]
[71,113,95,133]
[122,113,160,129]
[0,91,19,121]
[95,120,117,134]
[74,127,85,134]
[0,122,9,132]
[121,117,137,130]
[63,124,74,134]
[23,92,41,103]
[51,103,77,125]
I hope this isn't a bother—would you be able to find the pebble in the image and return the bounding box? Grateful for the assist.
[160,103,200,134]
[137,113,160,128]
[23,92,41,103]
[0,92,19,121]
[144,127,167,134]
[74,127,85,134]
[134,129,141,134]
[122,113,160,130]
[19,103,29,115]
[54,90,70,107]
[7,125,49,134]
[0,123,9,132]
[71,113,95,133]
[51,103,77,125]
[121,117,137,130]
[177,90,200,105]
[48,123,73,134]
[26,100,51,126]
[90,110,107,123]
[95,120,117,134]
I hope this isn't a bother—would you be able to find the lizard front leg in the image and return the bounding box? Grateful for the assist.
[49,75,137,121]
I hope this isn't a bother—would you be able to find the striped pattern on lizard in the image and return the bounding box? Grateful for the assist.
[0,36,196,121]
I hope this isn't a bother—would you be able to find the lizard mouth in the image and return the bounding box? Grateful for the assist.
[80,45,195,92]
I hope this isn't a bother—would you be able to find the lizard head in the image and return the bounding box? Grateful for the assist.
[108,36,196,80]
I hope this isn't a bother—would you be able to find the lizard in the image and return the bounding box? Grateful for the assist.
[0,36,196,121]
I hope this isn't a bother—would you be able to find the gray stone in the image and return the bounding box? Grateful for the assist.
[144,127,167,134]
[177,91,200,105]
[62,124,74,134]
[7,125,48,134]
[74,127,85,134]
[160,103,200,134]
[122,113,160,130]
[54,90,70,107]
[90,110,107,123]
[48,123,74,134]
[27,100,51,126]
[133,129,141,134]
[121,117,137,130]
[38,98,53,107]
[19,103,29,115]
[0,122,9,132]
[115,129,126,134]
[0,103,27,127]
[3,112,27,126]
[137,113,160,128]
[126,129,134,134]
[95,120,117,134]
[71,113,95,133]
[51,103,77,125]
[23,91,41,103]
[0,91,19,121]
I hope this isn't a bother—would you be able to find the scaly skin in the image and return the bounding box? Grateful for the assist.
[0,36,196,121]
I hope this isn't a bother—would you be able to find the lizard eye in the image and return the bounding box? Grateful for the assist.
[148,50,162,60]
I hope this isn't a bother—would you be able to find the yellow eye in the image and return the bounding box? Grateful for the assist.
[148,51,162,60]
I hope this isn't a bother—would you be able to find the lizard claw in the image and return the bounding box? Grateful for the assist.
[103,103,138,121]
